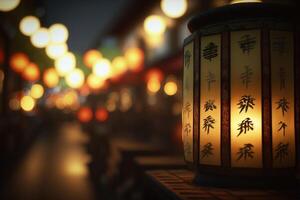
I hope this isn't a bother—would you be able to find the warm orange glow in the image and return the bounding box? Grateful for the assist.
[83,49,102,68]
[87,73,105,90]
[77,107,93,123]
[95,107,109,122]
[145,68,164,82]
[22,63,40,82]
[0,48,4,64]
[92,58,112,79]
[144,15,166,35]
[147,79,161,93]
[164,80,177,96]
[30,27,50,48]
[112,56,128,76]
[20,95,35,112]
[0,0,20,12]
[43,68,59,88]
[10,53,30,73]
[124,47,144,72]
[65,68,85,89]
[30,84,44,99]
[19,16,40,36]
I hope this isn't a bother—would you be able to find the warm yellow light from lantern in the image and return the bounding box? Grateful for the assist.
[230,0,262,4]
[65,68,85,89]
[10,53,29,73]
[30,28,50,48]
[20,95,35,112]
[164,81,177,96]
[30,84,44,99]
[22,63,40,82]
[87,73,105,90]
[0,0,20,12]
[19,16,40,36]
[161,0,187,18]
[92,58,112,79]
[144,15,166,35]
[55,52,76,76]
[147,79,161,93]
[124,47,144,72]
[83,49,102,68]
[43,68,59,88]
[46,43,68,59]
[112,56,127,76]
[49,23,69,43]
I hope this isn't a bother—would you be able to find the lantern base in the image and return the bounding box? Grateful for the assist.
[194,173,299,189]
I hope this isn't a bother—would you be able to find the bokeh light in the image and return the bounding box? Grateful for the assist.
[30,27,50,48]
[10,52,29,73]
[43,68,59,88]
[49,23,69,43]
[20,95,35,112]
[19,16,40,36]
[55,52,76,76]
[46,43,68,59]
[83,49,102,68]
[30,84,44,99]
[92,58,112,79]
[231,0,262,3]
[147,79,161,93]
[95,107,109,122]
[0,0,20,12]
[112,56,127,76]
[124,47,144,72]
[164,80,177,96]
[144,15,166,35]
[9,97,20,111]
[65,68,85,89]
[87,73,105,90]
[77,106,93,123]
[22,63,40,82]
[161,0,187,18]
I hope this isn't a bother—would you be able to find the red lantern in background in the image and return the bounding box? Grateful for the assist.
[77,106,93,123]
[22,62,40,82]
[95,107,108,122]
[145,68,164,83]
[10,52,30,73]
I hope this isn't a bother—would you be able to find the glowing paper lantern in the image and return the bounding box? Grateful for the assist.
[77,106,93,123]
[0,0,20,12]
[95,107,109,122]
[92,58,112,79]
[124,47,144,72]
[49,23,69,43]
[30,84,44,99]
[19,16,40,36]
[55,52,76,76]
[83,49,102,68]
[65,68,84,89]
[43,68,59,88]
[22,63,40,82]
[20,95,35,112]
[30,28,50,48]
[9,53,29,73]
[183,3,299,186]
[144,15,166,35]
[161,0,187,18]
[87,73,105,90]
[46,43,68,59]
[164,80,177,96]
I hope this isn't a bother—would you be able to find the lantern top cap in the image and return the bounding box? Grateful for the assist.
[188,3,296,33]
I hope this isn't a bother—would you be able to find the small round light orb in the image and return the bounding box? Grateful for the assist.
[147,79,161,93]
[92,58,112,79]
[20,95,35,112]
[49,23,69,43]
[19,16,40,36]
[55,52,76,76]
[30,84,44,99]
[46,43,68,59]
[144,15,166,35]
[65,68,85,89]
[87,73,105,90]
[112,56,127,76]
[164,80,178,96]
[124,47,144,72]
[22,63,40,82]
[95,107,109,122]
[43,68,59,88]
[83,49,102,68]
[77,106,93,123]
[161,0,188,18]
[30,27,50,48]
[0,0,20,12]
[10,52,30,73]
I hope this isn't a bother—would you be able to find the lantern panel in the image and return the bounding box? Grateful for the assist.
[182,41,194,162]
[270,31,295,168]
[230,30,262,168]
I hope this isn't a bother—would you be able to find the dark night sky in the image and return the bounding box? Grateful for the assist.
[42,0,128,53]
